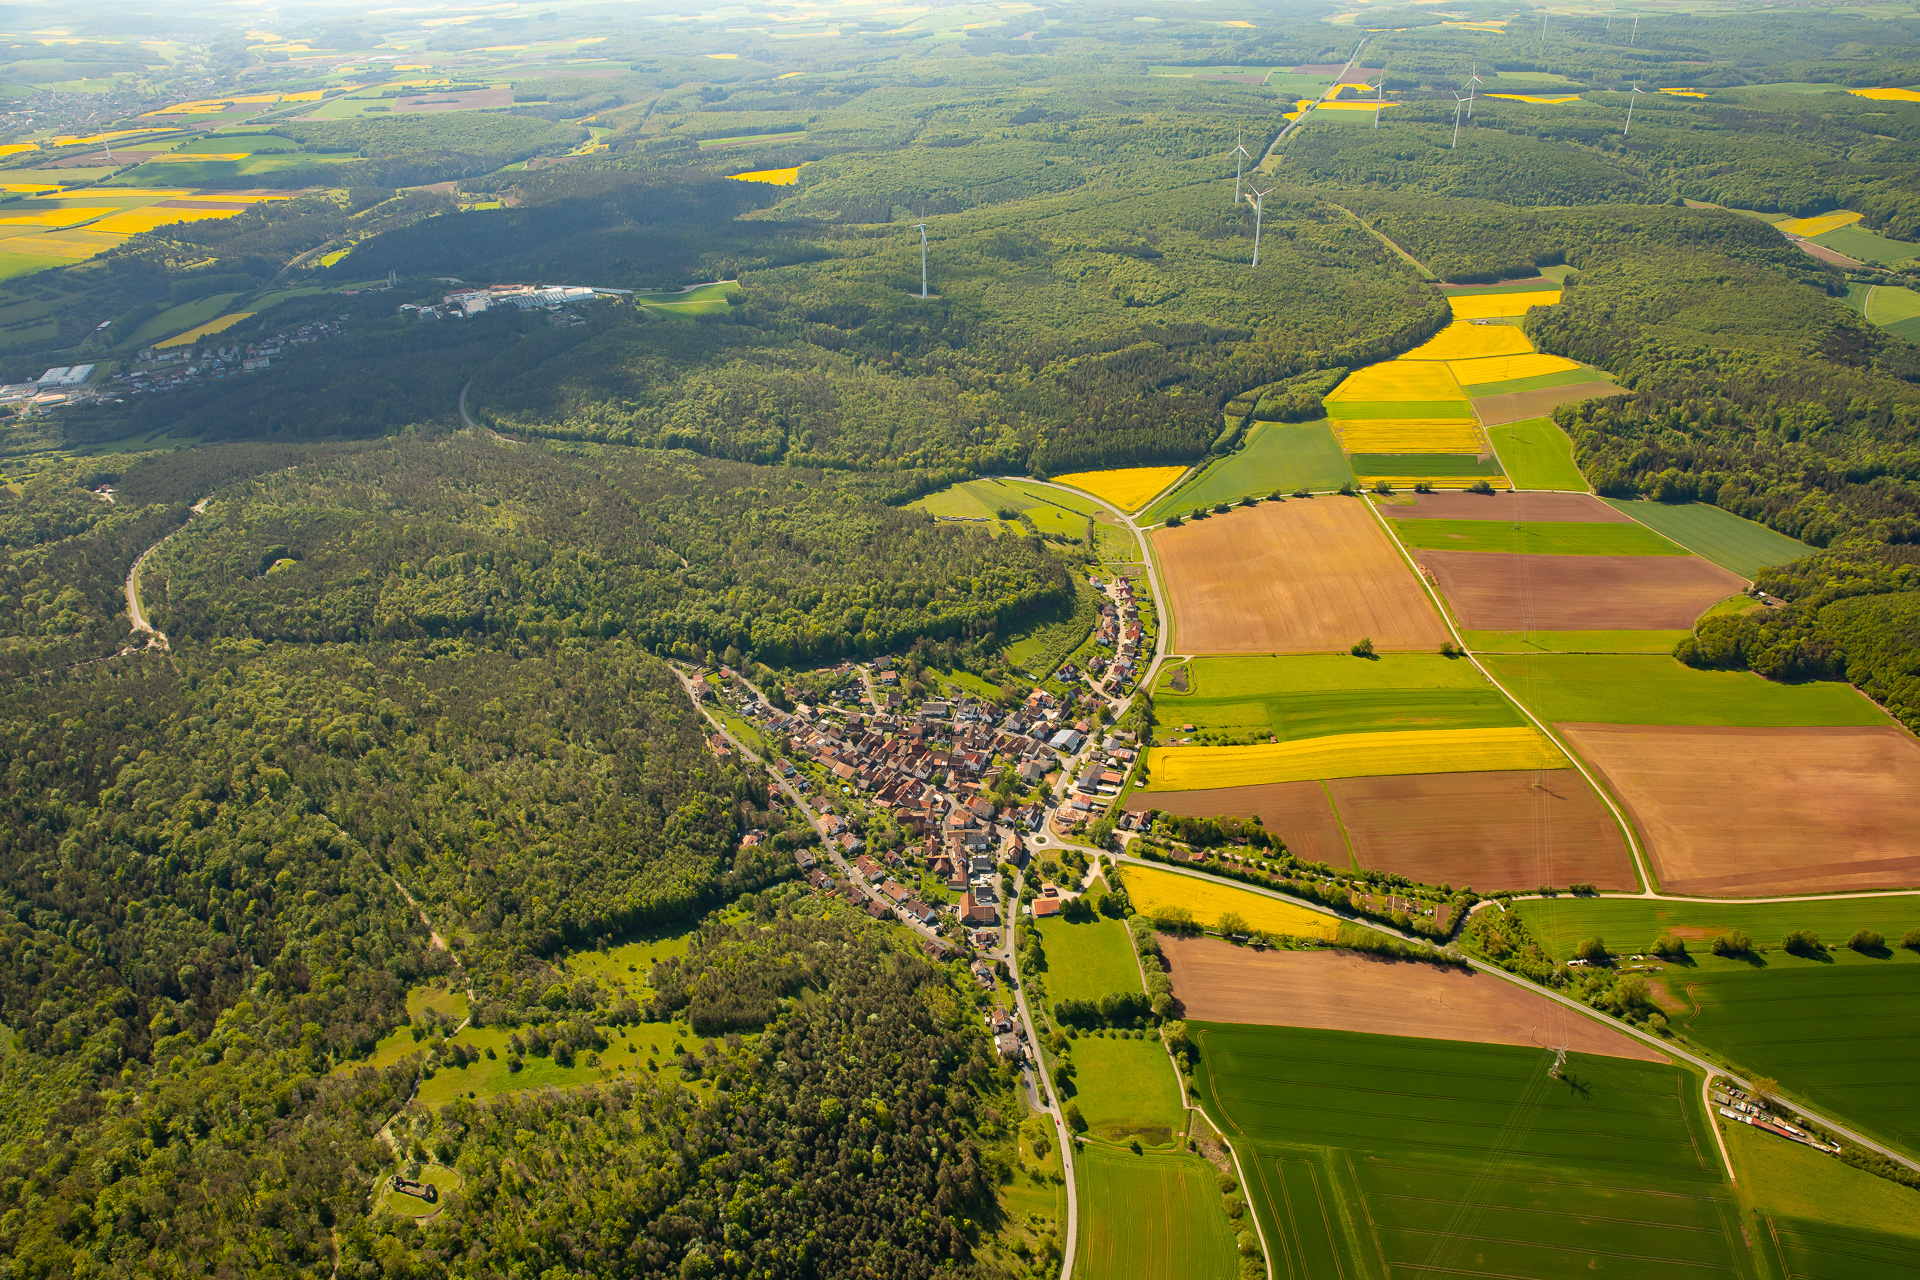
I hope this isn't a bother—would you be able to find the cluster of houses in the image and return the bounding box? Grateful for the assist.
[1083,575,1146,695]
[408,283,625,323]
[117,316,345,396]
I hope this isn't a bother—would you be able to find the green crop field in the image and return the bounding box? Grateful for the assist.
[1191,1023,1751,1280]
[1152,652,1522,740]
[1441,279,1563,295]
[1349,452,1506,477]
[1482,653,1892,726]
[1065,1035,1187,1145]
[127,293,243,348]
[1724,1102,1920,1242]
[1817,224,1920,265]
[1326,399,1477,419]
[1464,628,1690,653]
[1038,913,1145,1006]
[1392,518,1687,556]
[1512,895,1920,961]
[1486,417,1589,490]
[1142,421,1354,521]
[1602,500,1814,578]
[1075,1147,1241,1280]
[1472,368,1607,399]
[1764,1218,1920,1279]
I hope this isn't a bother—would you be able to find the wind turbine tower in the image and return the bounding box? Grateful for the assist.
[1629,12,1640,44]
[1451,93,1468,148]
[1232,127,1252,203]
[1373,79,1385,130]
[916,215,929,299]
[1623,83,1643,136]
[1468,64,1483,118]
[1245,185,1273,268]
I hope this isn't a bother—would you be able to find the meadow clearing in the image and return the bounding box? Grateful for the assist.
[1074,1148,1241,1280]
[1063,1035,1187,1146]
[1192,1024,1747,1280]
[1052,466,1187,512]
[1476,418,1589,490]
[1150,652,1523,742]
[1601,499,1815,578]
[1162,938,1661,1060]
[1145,726,1568,790]
[1119,864,1339,939]
[1557,722,1920,895]
[1413,549,1747,630]
[1328,768,1638,892]
[1152,498,1450,653]
[1037,911,1145,1006]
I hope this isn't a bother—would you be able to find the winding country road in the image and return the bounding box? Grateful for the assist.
[124,497,208,649]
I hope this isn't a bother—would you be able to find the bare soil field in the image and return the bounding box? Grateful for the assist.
[1556,723,1920,895]
[1378,491,1628,522]
[1415,550,1744,630]
[1474,382,1627,426]
[1161,938,1665,1061]
[1124,781,1347,866]
[1328,768,1638,891]
[1154,500,1450,653]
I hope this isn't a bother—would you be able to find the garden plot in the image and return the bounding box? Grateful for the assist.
[1152,499,1450,654]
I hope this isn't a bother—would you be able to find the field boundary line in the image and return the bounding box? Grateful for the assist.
[1364,498,1658,896]
[1112,853,1920,1177]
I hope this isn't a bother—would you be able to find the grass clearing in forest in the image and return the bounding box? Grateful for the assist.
[1481,653,1891,726]
[1118,864,1338,939]
[1052,466,1187,512]
[1486,417,1587,490]
[1392,518,1686,556]
[1600,500,1814,578]
[1076,1147,1242,1280]
[1145,726,1567,790]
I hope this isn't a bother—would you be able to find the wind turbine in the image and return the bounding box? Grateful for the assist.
[1468,63,1483,118]
[1231,127,1252,203]
[1245,185,1273,268]
[915,213,929,298]
[1373,78,1385,129]
[1452,93,1468,148]
[1623,83,1643,136]
[1629,12,1640,44]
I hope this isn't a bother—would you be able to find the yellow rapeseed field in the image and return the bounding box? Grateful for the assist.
[1325,360,1462,402]
[1401,320,1536,361]
[1447,291,1561,320]
[156,313,255,349]
[1054,466,1187,511]
[1120,864,1339,939]
[1850,87,1920,102]
[729,166,802,185]
[88,208,241,235]
[1484,93,1582,105]
[12,231,121,259]
[1448,352,1584,386]
[1147,726,1566,790]
[0,208,112,227]
[1775,210,1861,238]
[1334,419,1488,453]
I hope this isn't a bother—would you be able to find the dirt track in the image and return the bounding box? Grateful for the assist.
[1416,550,1745,630]
[1162,937,1666,1062]
[1330,768,1638,891]
[1154,499,1450,653]
[1557,722,1920,895]
[1378,491,1628,523]
[1124,781,1347,866]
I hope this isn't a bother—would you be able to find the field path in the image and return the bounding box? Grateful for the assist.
[1365,499,1662,895]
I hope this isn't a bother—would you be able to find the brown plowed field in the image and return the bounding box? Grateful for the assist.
[1154,499,1450,653]
[1162,937,1665,1062]
[1415,550,1744,630]
[1378,491,1627,522]
[1328,768,1638,891]
[1475,382,1627,426]
[1124,781,1347,866]
[1557,723,1920,895]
